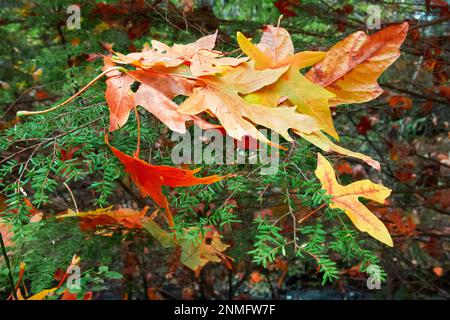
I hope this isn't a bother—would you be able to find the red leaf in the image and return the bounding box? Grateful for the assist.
[106,137,223,226]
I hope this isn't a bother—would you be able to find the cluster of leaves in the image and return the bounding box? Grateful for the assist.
[1,0,448,300]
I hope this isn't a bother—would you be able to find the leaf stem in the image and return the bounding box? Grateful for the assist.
[16,67,125,117]
[133,105,141,158]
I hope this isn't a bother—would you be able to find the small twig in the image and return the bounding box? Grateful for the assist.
[63,182,79,213]
[298,203,326,224]
[16,67,124,117]
[0,232,17,300]
[133,105,141,158]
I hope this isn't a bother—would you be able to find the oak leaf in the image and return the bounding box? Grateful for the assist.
[315,153,392,246]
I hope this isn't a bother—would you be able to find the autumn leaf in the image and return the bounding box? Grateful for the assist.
[315,153,392,246]
[177,61,322,146]
[103,57,135,131]
[237,26,294,69]
[113,31,246,76]
[103,57,218,133]
[113,32,218,69]
[143,220,230,272]
[306,22,409,106]
[237,28,338,139]
[106,137,223,226]
[274,0,300,17]
[57,206,149,231]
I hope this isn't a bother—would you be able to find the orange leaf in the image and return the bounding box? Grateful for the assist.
[307,22,409,106]
[0,218,13,249]
[57,207,149,231]
[315,153,392,246]
[103,58,135,131]
[433,266,444,277]
[103,57,217,133]
[249,271,263,284]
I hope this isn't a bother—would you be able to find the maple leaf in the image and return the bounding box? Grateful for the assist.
[237,29,338,139]
[306,22,409,106]
[106,137,223,226]
[143,221,230,272]
[57,207,149,231]
[177,62,322,146]
[315,153,393,246]
[235,39,381,168]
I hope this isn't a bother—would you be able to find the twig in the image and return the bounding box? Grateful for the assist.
[63,182,79,213]
[0,232,17,300]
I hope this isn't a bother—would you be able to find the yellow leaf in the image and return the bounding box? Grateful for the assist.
[259,62,337,139]
[237,29,337,139]
[177,62,322,146]
[236,32,273,69]
[315,153,393,246]
[17,287,58,300]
